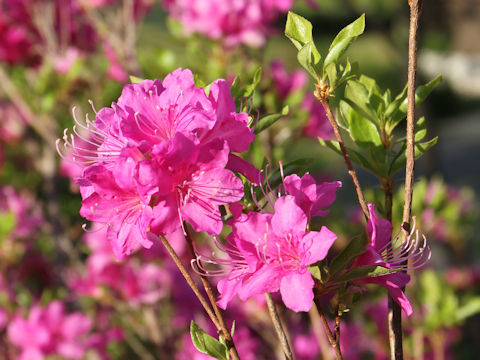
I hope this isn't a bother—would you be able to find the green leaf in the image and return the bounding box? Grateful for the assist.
[388,136,438,176]
[229,68,263,98]
[193,74,207,88]
[297,42,322,79]
[318,139,377,174]
[344,80,380,124]
[230,76,242,98]
[455,297,480,323]
[285,12,321,79]
[190,321,229,360]
[252,67,262,87]
[324,14,365,67]
[324,63,338,89]
[129,75,144,83]
[285,12,314,50]
[329,235,368,278]
[308,259,329,283]
[0,212,15,240]
[346,104,382,147]
[230,321,235,337]
[254,106,289,134]
[415,116,427,141]
[358,74,381,96]
[333,265,401,284]
[399,75,442,113]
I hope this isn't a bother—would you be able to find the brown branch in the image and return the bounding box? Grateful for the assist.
[308,307,335,360]
[265,293,295,360]
[389,1,423,359]
[184,226,240,360]
[313,298,343,360]
[334,304,341,346]
[157,235,221,331]
[318,96,369,219]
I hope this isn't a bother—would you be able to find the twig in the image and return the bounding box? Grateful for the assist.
[388,1,423,359]
[308,307,335,360]
[317,95,369,219]
[184,226,240,360]
[334,303,341,346]
[313,298,343,360]
[157,235,221,331]
[265,293,295,360]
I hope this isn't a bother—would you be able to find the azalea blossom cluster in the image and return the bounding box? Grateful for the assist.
[58,68,258,259]
[0,0,95,66]
[163,0,295,48]
[196,172,342,312]
[7,301,121,360]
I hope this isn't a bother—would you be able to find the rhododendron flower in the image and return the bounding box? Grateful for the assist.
[302,94,335,140]
[0,0,96,66]
[8,301,93,360]
[213,196,337,312]
[71,224,171,304]
[58,68,258,258]
[53,47,80,74]
[163,0,294,48]
[270,60,307,101]
[283,173,342,218]
[352,204,430,316]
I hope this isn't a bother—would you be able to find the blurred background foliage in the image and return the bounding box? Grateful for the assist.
[0,0,479,358]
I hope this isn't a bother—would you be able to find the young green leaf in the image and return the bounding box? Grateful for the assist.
[398,75,442,113]
[333,265,401,284]
[285,12,322,78]
[344,80,380,124]
[190,321,229,360]
[254,106,289,134]
[297,42,322,79]
[285,12,314,50]
[346,104,382,147]
[329,235,368,278]
[388,136,438,176]
[308,259,329,283]
[129,75,144,84]
[318,139,378,174]
[324,14,365,67]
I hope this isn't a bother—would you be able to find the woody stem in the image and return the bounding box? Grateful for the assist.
[184,225,240,360]
[320,98,369,220]
[314,297,343,360]
[265,293,295,360]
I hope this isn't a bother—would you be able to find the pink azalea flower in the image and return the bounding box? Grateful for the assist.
[53,47,80,75]
[302,94,335,140]
[59,68,257,258]
[0,102,27,142]
[79,163,154,260]
[270,60,308,101]
[139,133,244,236]
[71,223,171,304]
[8,301,93,360]
[163,0,294,48]
[215,196,337,312]
[352,204,430,316]
[104,42,128,82]
[0,0,96,66]
[283,173,342,218]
